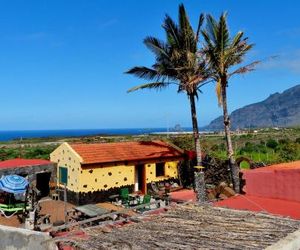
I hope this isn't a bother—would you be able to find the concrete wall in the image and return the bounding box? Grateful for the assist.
[0,225,56,250]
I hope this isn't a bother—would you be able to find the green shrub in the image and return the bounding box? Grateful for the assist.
[279,142,300,162]
[278,138,290,144]
[266,139,278,149]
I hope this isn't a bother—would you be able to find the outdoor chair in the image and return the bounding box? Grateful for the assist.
[0,202,30,214]
[142,194,151,208]
[119,188,130,207]
[137,194,151,212]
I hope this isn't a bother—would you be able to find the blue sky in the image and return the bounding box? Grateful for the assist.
[0,0,299,130]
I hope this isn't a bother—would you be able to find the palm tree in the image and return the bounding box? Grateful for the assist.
[202,13,259,193]
[126,4,209,201]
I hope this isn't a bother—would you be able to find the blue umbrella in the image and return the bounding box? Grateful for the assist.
[0,175,29,194]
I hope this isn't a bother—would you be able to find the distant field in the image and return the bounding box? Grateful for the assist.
[169,127,300,165]
[0,127,299,165]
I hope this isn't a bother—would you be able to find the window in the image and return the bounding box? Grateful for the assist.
[155,163,165,177]
[59,167,68,185]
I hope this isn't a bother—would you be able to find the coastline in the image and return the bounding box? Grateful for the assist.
[0,128,193,142]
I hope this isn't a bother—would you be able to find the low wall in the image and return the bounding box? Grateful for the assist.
[243,168,300,202]
[59,184,135,205]
[266,229,300,250]
[0,225,56,250]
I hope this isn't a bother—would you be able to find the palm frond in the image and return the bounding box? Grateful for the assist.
[217,12,229,53]
[231,31,244,48]
[163,15,180,47]
[215,79,222,106]
[178,4,196,52]
[206,14,218,45]
[203,12,257,84]
[125,66,160,80]
[127,81,170,93]
[126,4,209,97]
[196,13,205,42]
[201,30,213,48]
[228,60,260,77]
[144,36,169,59]
[178,4,190,35]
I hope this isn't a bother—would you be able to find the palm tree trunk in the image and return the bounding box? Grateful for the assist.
[221,80,240,193]
[189,94,206,202]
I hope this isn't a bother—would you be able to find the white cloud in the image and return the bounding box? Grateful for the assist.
[98,19,118,30]
[276,28,300,38]
[261,50,300,74]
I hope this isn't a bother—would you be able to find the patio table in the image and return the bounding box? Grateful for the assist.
[74,204,109,218]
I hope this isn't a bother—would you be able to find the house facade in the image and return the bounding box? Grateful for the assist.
[50,140,184,204]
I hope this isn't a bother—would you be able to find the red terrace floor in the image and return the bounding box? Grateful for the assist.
[214,195,300,220]
[170,189,300,220]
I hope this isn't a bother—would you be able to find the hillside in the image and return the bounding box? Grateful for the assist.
[203,84,300,130]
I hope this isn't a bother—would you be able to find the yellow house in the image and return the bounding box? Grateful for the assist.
[50,140,184,204]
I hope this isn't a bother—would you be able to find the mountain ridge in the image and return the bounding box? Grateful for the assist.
[203,84,300,131]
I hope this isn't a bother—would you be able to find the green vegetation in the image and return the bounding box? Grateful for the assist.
[0,128,299,165]
[0,145,57,161]
[239,160,251,169]
[167,128,300,165]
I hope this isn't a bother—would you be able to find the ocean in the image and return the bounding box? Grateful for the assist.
[0,128,193,141]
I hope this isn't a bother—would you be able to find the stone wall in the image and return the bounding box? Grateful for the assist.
[59,184,135,205]
[0,163,56,183]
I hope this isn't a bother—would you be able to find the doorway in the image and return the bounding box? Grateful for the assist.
[36,172,51,197]
[135,164,146,193]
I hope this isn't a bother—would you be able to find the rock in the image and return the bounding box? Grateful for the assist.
[207,188,217,197]
[101,226,112,233]
[171,182,179,188]
[207,192,216,200]
[218,182,228,193]
[219,194,228,200]
[222,187,235,197]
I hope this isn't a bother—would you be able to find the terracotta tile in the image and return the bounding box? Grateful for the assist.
[70,140,183,164]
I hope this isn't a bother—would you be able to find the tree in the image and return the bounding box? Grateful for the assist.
[202,13,259,192]
[126,4,209,201]
[266,139,278,150]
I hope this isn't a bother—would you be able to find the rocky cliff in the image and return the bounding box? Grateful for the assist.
[203,84,300,130]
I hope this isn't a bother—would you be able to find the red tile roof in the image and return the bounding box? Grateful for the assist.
[70,140,183,164]
[0,158,51,169]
